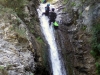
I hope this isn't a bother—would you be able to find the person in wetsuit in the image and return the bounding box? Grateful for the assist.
[49,8,57,25]
[42,4,50,17]
[49,8,59,29]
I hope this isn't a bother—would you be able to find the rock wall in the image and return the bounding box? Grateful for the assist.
[25,0,50,75]
[0,0,50,75]
[55,0,100,75]
[0,7,35,75]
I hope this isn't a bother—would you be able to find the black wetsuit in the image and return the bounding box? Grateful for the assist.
[49,11,57,25]
[49,11,58,29]
[42,6,50,17]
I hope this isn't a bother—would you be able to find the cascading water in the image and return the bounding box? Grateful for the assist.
[37,3,66,75]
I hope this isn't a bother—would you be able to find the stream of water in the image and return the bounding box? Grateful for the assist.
[37,3,66,75]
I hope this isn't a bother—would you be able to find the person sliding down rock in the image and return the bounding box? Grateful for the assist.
[42,4,50,17]
[49,8,58,29]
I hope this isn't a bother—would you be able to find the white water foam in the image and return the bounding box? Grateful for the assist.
[37,4,66,75]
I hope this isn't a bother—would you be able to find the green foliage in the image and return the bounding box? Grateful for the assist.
[0,66,4,70]
[0,5,14,13]
[15,27,26,39]
[91,23,100,74]
[0,0,28,17]
[0,5,15,22]
[91,23,100,56]
[71,2,76,6]
[94,24,100,31]
[62,0,68,4]
[63,8,67,12]
[79,11,82,16]
[0,65,8,75]
[40,0,44,3]
[81,25,87,30]
[82,0,85,2]
[36,37,43,43]
[90,49,99,59]
[95,62,100,75]
[30,29,35,33]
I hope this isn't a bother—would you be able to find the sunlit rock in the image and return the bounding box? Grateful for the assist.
[0,8,35,75]
[85,5,90,11]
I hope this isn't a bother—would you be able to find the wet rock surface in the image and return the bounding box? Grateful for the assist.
[55,0,100,75]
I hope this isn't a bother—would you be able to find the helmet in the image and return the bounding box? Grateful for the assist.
[47,4,50,6]
[52,8,55,11]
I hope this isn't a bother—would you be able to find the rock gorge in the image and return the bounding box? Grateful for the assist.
[0,0,100,75]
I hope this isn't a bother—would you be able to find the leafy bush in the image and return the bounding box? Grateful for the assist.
[36,36,43,43]
[0,65,8,75]
[90,49,99,59]
[95,62,100,75]
[0,0,28,17]
[91,23,100,74]
[94,24,100,31]
[91,24,100,58]
[62,0,68,4]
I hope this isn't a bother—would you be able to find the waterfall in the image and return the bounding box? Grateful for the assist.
[37,4,66,75]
